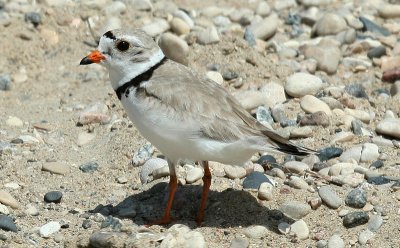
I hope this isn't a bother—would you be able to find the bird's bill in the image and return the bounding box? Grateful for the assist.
[80,50,105,65]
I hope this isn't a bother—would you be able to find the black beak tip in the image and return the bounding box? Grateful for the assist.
[80,57,93,65]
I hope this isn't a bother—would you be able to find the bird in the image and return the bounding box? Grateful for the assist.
[80,29,313,225]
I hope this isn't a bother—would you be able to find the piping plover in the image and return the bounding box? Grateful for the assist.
[80,29,313,225]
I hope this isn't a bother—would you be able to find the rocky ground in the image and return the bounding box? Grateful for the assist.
[1,0,400,247]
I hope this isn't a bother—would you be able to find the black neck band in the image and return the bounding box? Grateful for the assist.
[115,57,167,100]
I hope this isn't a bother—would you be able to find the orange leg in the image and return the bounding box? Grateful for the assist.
[196,161,211,225]
[147,174,177,226]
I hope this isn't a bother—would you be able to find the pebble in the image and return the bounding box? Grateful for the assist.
[308,197,322,210]
[0,191,19,209]
[44,191,63,203]
[224,165,246,179]
[89,231,127,247]
[358,229,374,245]
[206,71,223,85]
[197,26,220,45]
[6,116,23,127]
[360,143,379,162]
[258,182,273,201]
[279,201,312,220]
[344,108,370,123]
[248,14,278,40]
[0,74,11,91]
[288,176,312,191]
[243,171,271,189]
[300,95,332,116]
[318,186,342,209]
[0,215,17,232]
[290,126,313,138]
[391,81,400,96]
[359,16,391,36]
[285,72,324,97]
[256,2,271,17]
[367,46,386,59]
[173,10,194,28]
[312,13,347,37]
[132,143,154,167]
[159,32,189,65]
[301,40,341,74]
[230,236,249,248]
[0,204,8,215]
[152,165,170,180]
[170,17,190,36]
[260,82,287,107]
[24,12,41,26]
[77,132,95,146]
[317,147,343,161]
[79,161,99,173]
[39,221,61,237]
[345,188,367,208]
[368,215,383,232]
[104,1,126,16]
[161,224,206,248]
[186,167,203,184]
[25,204,39,216]
[42,162,68,175]
[278,222,291,234]
[142,19,170,37]
[243,225,267,239]
[140,158,168,183]
[299,111,330,127]
[343,211,369,228]
[376,118,400,139]
[283,161,309,174]
[327,234,345,248]
[290,219,309,240]
[339,146,362,162]
[132,0,152,11]
[382,67,400,83]
[367,176,390,185]
[378,4,400,19]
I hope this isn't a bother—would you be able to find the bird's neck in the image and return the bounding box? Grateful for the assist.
[109,48,165,90]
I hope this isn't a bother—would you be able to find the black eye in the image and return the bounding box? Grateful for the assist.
[116,40,130,51]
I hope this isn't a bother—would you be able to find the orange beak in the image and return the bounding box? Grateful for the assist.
[80,50,105,65]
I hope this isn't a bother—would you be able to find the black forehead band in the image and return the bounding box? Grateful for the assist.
[104,31,116,40]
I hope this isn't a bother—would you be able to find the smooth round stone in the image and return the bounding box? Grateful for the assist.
[339,146,362,162]
[283,161,309,174]
[360,143,379,162]
[248,14,278,40]
[344,83,368,99]
[186,167,203,184]
[142,19,170,37]
[79,161,99,173]
[312,13,347,36]
[213,15,231,27]
[256,1,271,17]
[376,118,400,139]
[332,131,355,143]
[343,211,369,228]
[170,17,190,35]
[0,215,17,232]
[285,72,324,98]
[327,234,344,248]
[308,197,322,210]
[6,116,23,127]
[299,111,330,127]
[359,229,374,245]
[260,82,287,107]
[42,162,68,175]
[159,32,189,65]
[367,46,386,59]
[345,188,367,208]
[25,204,39,216]
[224,165,246,179]
[104,1,126,16]
[316,240,328,248]
[318,186,342,209]
[300,95,332,116]
[44,191,63,203]
[243,225,267,239]
[206,71,223,85]
[197,26,220,45]
[390,81,400,96]
[378,4,400,19]
[173,10,194,28]
[258,182,273,201]
[300,41,341,74]
[288,176,312,191]
[0,191,19,209]
[290,219,309,240]
[40,221,61,237]
[0,204,8,215]
[25,12,41,26]
[368,215,383,232]
[139,158,167,183]
[230,236,249,248]
[256,106,274,126]
[243,171,271,189]
[279,201,312,220]
[344,108,371,123]
[290,126,313,138]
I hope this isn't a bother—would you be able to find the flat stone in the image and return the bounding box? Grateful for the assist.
[378,4,400,19]
[89,231,128,248]
[290,126,313,138]
[339,146,362,162]
[290,219,309,240]
[285,72,324,98]
[230,236,249,248]
[0,191,19,209]
[299,111,330,127]
[360,143,379,162]
[279,201,312,220]
[300,95,332,116]
[40,221,61,237]
[248,14,278,40]
[79,161,99,173]
[0,204,8,215]
[142,19,170,37]
[368,215,383,232]
[44,191,63,203]
[224,165,246,179]
[343,211,369,228]
[318,186,342,209]
[0,215,17,232]
[186,167,203,184]
[300,40,341,74]
[243,225,267,239]
[260,82,287,107]
[344,108,370,123]
[159,32,189,65]
[243,171,271,189]
[327,234,344,248]
[161,224,206,248]
[197,26,220,45]
[170,17,190,35]
[283,161,310,174]
[206,71,223,85]
[376,118,400,139]
[42,162,68,175]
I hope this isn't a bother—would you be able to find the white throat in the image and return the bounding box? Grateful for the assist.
[108,48,165,90]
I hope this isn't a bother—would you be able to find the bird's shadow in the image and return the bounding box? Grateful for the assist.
[90,182,294,232]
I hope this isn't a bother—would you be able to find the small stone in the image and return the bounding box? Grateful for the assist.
[140,158,168,183]
[278,222,291,234]
[368,215,383,232]
[367,176,390,185]
[243,225,267,239]
[0,204,8,215]
[25,204,39,216]
[82,219,91,229]
[6,116,23,127]
[104,1,126,16]
[244,27,256,47]
[206,71,223,85]
[383,67,400,83]
[345,188,367,208]
[24,12,41,26]
[300,41,341,74]
[376,118,400,139]
[79,161,99,173]
[317,147,343,161]
[260,82,287,107]
[186,167,203,184]
[116,176,128,184]
[40,221,61,237]
[283,161,310,174]
[89,231,128,248]
[243,171,271,189]
[132,0,152,11]
[391,81,400,96]
[308,197,322,210]
[367,46,386,59]
[327,234,344,248]
[312,13,347,37]
[152,165,170,180]
[285,72,324,98]
[378,4,400,19]
[288,176,312,191]
[290,126,313,138]
[230,236,249,248]
[77,132,95,146]
[248,14,278,40]
[161,224,206,248]
[44,191,63,203]
[0,74,11,91]
[339,146,362,162]
[359,16,391,36]
[159,32,189,65]
[42,162,68,175]
[256,1,271,17]
[142,19,170,37]
[370,160,384,169]
[0,215,17,232]
[343,211,369,228]
[258,182,273,201]
[0,191,19,209]
[360,143,379,162]
[279,201,312,220]
[300,95,331,116]
[359,229,374,245]
[318,186,342,209]
[290,219,309,240]
[197,26,220,45]
[316,240,327,248]
[132,143,154,167]
[224,165,246,179]
[299,111,330,127]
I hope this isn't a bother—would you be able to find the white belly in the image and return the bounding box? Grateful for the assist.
[121,92,257,165]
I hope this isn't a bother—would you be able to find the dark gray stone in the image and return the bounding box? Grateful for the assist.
[244,27,256,47]
[0,74,11,91]
[0,215,17,232]
[367,176,390,185]
[79,161,99,173]
[82,219,91,229]
[317,147,343,161]
[44,191,63,203]
[345,188,367,208]
[345,84,368,99]
[24,12,41,26]
[242,172,272,189]
[343,211,369,228]
[367,46,386,59]
[222,70,239,81]
[256,106,274,125]
[370,160,384,169]
[351,119,363,135]
[256,155,277,166]
[359,16,390,36]
[312,162,329,172]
